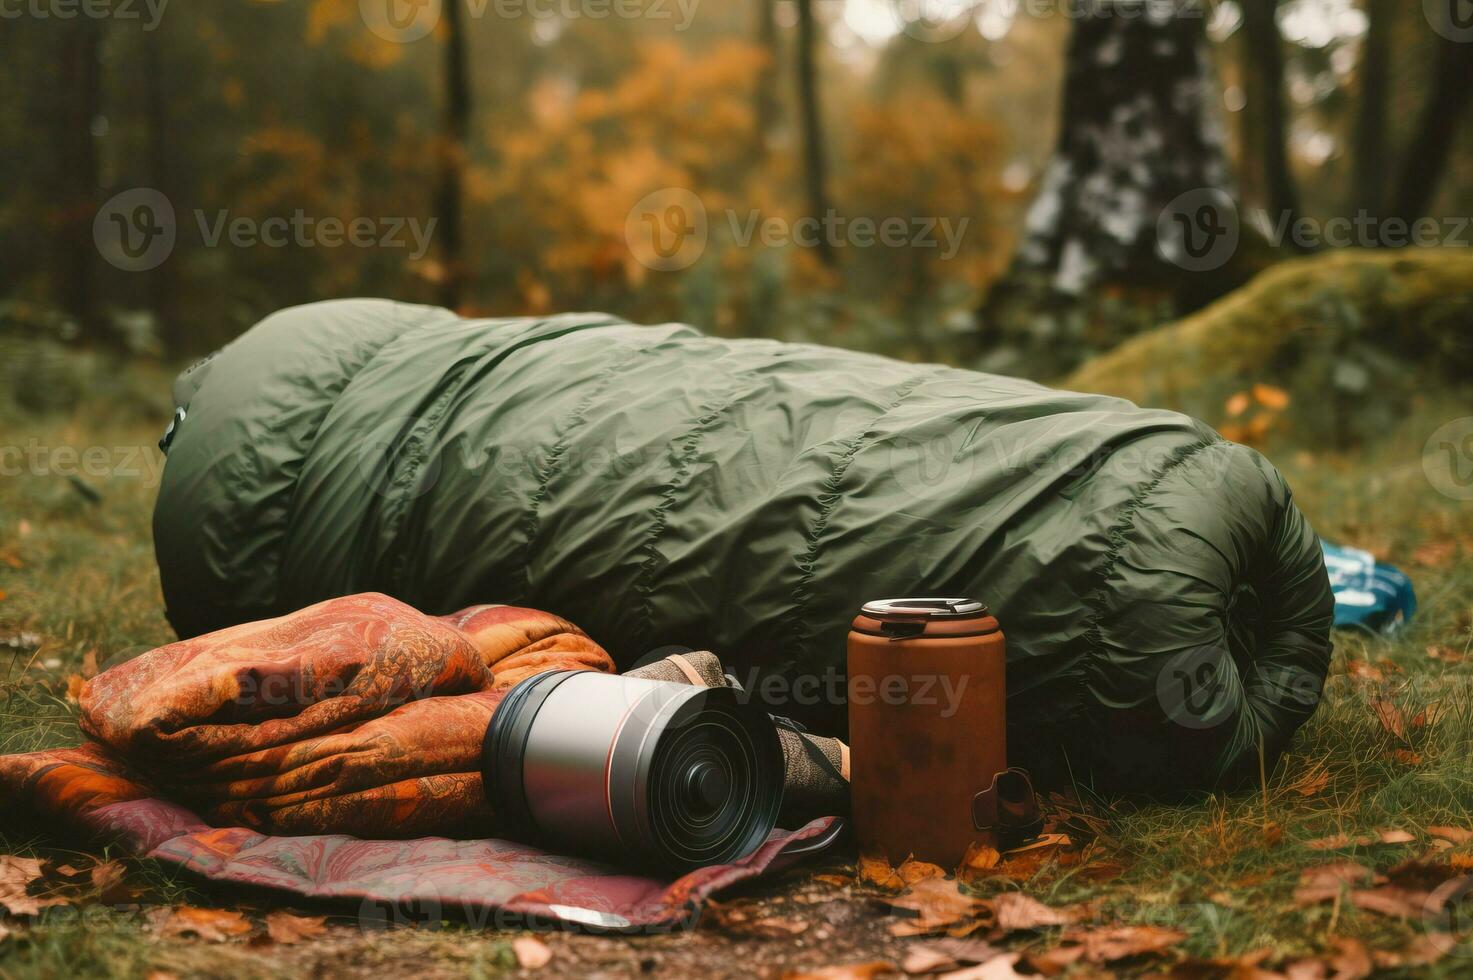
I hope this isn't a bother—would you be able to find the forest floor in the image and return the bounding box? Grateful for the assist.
[1,363,1471,979]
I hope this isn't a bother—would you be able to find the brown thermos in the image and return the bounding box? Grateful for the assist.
[847,598,1023,867]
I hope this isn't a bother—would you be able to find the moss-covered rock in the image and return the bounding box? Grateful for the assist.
[1064,249,1473,447]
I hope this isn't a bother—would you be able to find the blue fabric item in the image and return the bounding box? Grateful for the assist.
[1321,541,1416,633]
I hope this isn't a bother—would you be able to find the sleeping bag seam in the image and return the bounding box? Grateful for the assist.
[514,338,651,604]
[787,375,929,654]
[631,377,744,648]
[1078,439,1218,672]
[269,303,449,614]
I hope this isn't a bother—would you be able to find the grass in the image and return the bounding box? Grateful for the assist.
[1,353,1471,978]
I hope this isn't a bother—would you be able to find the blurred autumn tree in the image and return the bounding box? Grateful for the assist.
[0,0,1469,375]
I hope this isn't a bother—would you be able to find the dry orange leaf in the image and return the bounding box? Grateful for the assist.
[1370,699,1407,741]
[1377,828,1416,844]
[263,911,327,945]
[857,852,905,892]
[1224,392,1251,418]
[1055,924,1185,963]
[512,936,553,969]
[151,906,253,942]
[1291,768,1330,797]
[897,858,947,886]
[884,877,984,937]
[1428,825,1473,845]
[957,840,1001,885]
[0,855,71,917]
[899,937,1000,974]
[1391,749,1424,766]
[811,873,851,888]
[991,892,1078,935]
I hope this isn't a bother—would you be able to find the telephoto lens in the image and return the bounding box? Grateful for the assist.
[482,670,785,874]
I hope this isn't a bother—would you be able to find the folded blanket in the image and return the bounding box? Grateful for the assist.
[3,595,847,843]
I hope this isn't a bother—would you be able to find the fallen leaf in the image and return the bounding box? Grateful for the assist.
[1294,862,1384,906]
[150,906,253,942]
[1225,392,1251,417]
[1370,699,1407,740]
[956,841,1001,885]
[1344,660,1384,683]
[928,952,1032,979]
[884,878,986,937]
[0,855,70,917]
[1425,645,1467,663]
[782,962,893,980]
[1025,945,1084,976]
[1291,768,1330,798]
[512,935,553,969]
[263,911,327,945]
[900,937,999,974]
[1428,825,1473,845]
[858,852,906,892]
[1413,540,1458,568]
[897,859,947,886]
[1390,749,1423,766]
[990,892,1077,935]
[89,860,144,905]
[1348,885,1432,919]
[1325,937,1373,980]
[144,973,179,980]
[80,649,99,679]
[1376,828,1415,844]
[1057,924,1186,963]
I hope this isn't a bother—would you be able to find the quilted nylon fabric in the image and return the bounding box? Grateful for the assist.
[153,299,1334,794]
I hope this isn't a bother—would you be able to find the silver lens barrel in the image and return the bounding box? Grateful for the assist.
[482,670,784,873]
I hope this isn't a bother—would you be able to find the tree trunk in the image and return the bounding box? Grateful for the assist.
[1240,0,1303,238]
[58,20,105,342]
[437,0,471,310]
[1350,0,1391,215]
[1390,33,1473,225]
[793,0,835,267]
[144,30,182,354]
[977,1,1253,377]
[753,0,779,161]
[1005,1,1236,293]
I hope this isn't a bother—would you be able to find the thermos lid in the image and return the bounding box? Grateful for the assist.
[860,597,987,618]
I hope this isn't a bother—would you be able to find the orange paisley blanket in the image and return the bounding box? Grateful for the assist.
[1,593,614,839]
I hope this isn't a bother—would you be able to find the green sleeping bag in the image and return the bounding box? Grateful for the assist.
[153,299,1334,795]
